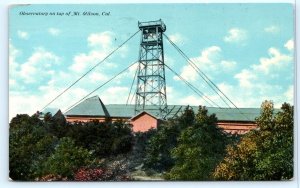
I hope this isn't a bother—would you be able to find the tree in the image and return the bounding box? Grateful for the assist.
[38,137,92,179]
[129,128,157,169]
[9,114,57,180]
[109,120,134,154]
[213,101,293,180]
[143,107,194,172]
[143,123,180,172]
[9,114,134,180]
[165,106,229,180]
[44,111,69,138]
[66,120,133,157]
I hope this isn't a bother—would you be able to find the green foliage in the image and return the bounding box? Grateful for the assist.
[38,137,92,178]
[110,121,134,154]
[144,123,180,172]
[9,114,57,180]
[131,128,157,167]
[177,106,195,129]
[165,106,228,180]
[44,112,69,138]
[66,120,133,157]
[143,106,195,172]
[213,101,293,180]
[9,113,134,181]
[134,128,157,154]
[10,101,293,181]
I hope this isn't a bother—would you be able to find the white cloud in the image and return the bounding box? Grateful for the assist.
[101,86,129,104]
[19,48,61,83]
[48,27,61,36]
[190,46,221,72]
[284,39,294,51]
[89,72,109,83]
[220,60,237,71]
[284,85,293,104]
[166,86,173,94]
[10,29,136,119]
[70,31,124,74]
[169,33,185,45]
[87,31,114,50]
[234,45,293,90]
[176,46,236,82]
[165,86,183,106]
[91,39,293,111]
[128,62,139,73]
[175,93,221,107]
[193,46,221,64]
[119,45,129,58]
[179,64,198,81]
[207,82,292,108]
[229,42,294,108]
[9,43,25,90]
[9,85,89,121]
[70,50,109,73]
[9,43,20,74]
[9,94,41,120]
[252,47,292,74]
[234,69,256,88]
[165,55,175,66]
[213,83,251,107]
[17,30,29,39]
[118,61,140,84]
[224,28,247,43]
[264,25,280,33]
[173,75,180,81]
[217,83,234,96]
[178,95,204,106]
[9,42,19,58]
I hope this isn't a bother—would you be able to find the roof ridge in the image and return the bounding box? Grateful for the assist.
[98,97,110,117]
[65,95,109,116]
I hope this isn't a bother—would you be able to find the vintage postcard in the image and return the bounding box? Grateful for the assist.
[9,4,294,181]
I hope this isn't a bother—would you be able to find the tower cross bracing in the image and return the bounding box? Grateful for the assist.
[134,19,168,118]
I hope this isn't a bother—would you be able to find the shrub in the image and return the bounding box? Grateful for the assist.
[74,168,110,181]
[39,137,92,178]
[35,174,68,181]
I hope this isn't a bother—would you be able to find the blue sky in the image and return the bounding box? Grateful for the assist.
[9,3,294,120]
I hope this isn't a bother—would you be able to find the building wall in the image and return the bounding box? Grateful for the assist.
[131,113,158,132]
[66,116,128,123]
[66,116,106,123]
[66,116,257,134]
[217,121,257,134]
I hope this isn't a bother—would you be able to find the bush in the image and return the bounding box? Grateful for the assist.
[35,174,68,181]
[74,168,110,181]
[143,123,180,172]
[213,101,293,180]
[143,107,196,172]
[9,113,134,181]
[38,137,92,178]
[9,114,57,180]
[66,120,133,157]
[165,106,229,180]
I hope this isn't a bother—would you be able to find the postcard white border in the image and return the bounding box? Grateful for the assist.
[1,0,298,188]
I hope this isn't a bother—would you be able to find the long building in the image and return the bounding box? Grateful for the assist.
[64,95,260,134]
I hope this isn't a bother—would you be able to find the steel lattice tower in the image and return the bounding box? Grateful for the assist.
[134,19,168,118]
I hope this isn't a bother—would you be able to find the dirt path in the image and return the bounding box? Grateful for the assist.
[132,175,164,181]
